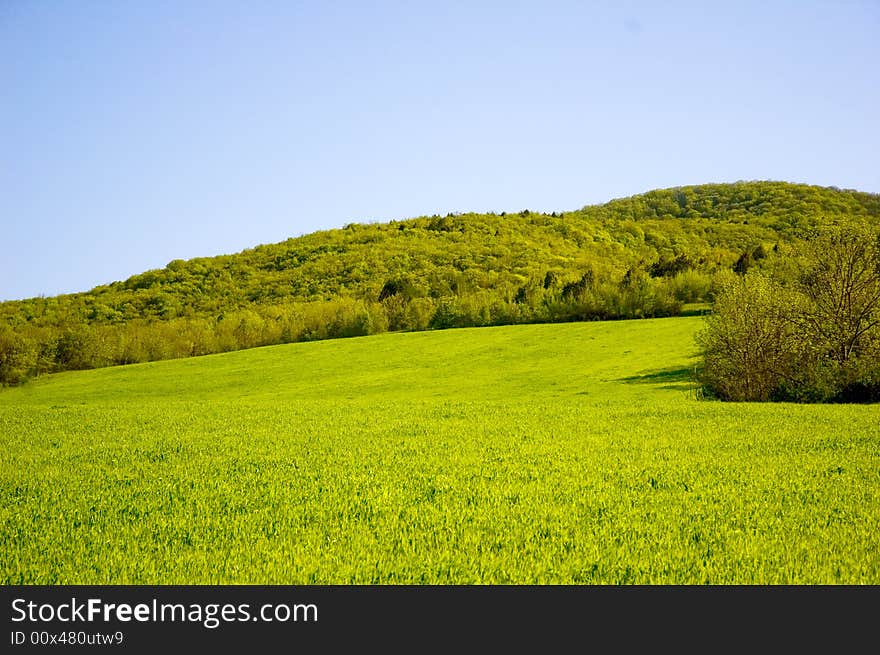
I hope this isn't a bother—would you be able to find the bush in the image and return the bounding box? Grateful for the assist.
[697,272,806,401]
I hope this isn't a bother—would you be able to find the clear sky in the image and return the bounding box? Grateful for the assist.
[2,1,878,301]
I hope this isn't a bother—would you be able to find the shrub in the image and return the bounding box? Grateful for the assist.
[696,272,806,401]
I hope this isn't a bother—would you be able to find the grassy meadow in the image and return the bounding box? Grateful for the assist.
[1,316,878,583]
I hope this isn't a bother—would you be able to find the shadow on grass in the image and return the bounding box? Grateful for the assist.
[618,366,698,390]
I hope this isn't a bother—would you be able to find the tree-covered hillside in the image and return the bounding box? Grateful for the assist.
[2,181,879,384]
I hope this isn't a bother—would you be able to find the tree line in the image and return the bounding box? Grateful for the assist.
[0,266,715,384]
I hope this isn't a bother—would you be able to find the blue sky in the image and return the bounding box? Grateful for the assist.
[2,0,878,301]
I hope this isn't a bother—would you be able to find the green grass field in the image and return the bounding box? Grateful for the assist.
[1,316,878,583]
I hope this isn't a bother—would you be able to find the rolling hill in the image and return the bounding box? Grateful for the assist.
[2,180,879,384]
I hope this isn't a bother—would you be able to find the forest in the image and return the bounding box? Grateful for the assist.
[2,180,879,385]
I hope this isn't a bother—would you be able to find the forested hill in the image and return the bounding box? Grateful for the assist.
[2,181,879,383]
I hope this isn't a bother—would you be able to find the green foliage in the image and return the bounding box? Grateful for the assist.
[2,317,878,583]
[698,221,880,402]
[648,253,692,278]
[697,272,805,401]
[664,269,714,303]
[732,251,753,275]
[1,181,878,384]
[0,325,37,386]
